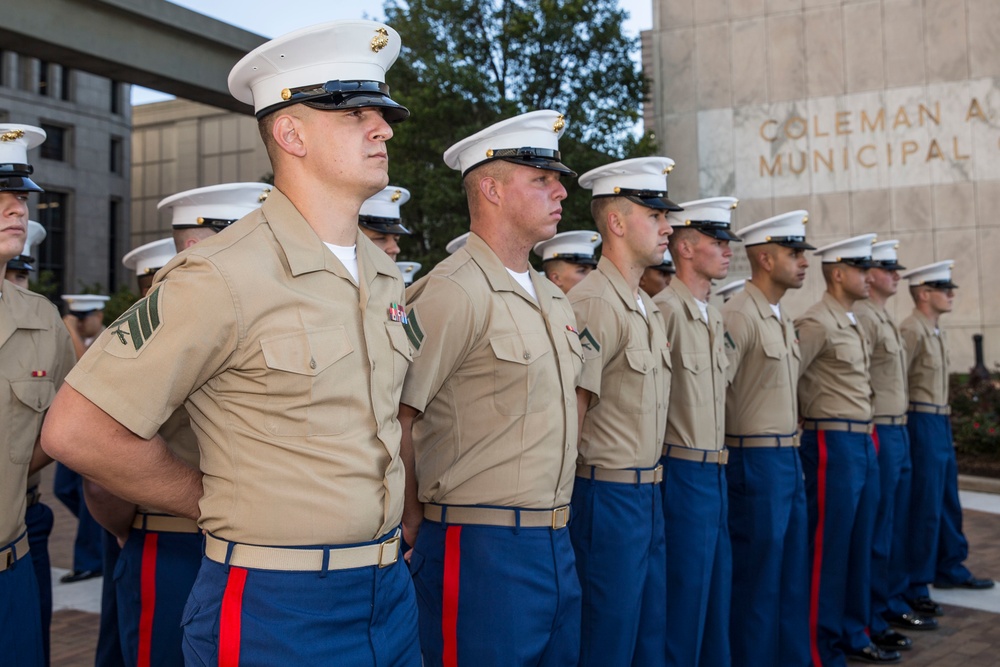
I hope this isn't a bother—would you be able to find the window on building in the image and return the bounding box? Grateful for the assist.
[36,191,68,299]
[108,198,121,291]
[110,137,123,174]
[38,60,49,96]
[0,50,5,87]
[110,80,121,115]
[60,66,71,101]
[40,123,67,161]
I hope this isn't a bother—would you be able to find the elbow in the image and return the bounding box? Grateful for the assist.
[40,386,80,464]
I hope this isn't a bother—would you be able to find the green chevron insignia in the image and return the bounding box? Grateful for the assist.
[579,327,601,356]
[109,286,162,352]
[724,331,736,350]
[403,307,424,350]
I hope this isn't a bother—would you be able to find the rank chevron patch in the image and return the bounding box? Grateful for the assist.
[109,286,162,353]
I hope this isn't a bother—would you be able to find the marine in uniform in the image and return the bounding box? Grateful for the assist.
[855,242,938,652]
[638,248,674,298]
[396,261,421,286]
[5,221,57,666]
[715,278,745,303]
[533,229,602,294]
[569,157,677,664]
[722,210,813,667]
[164,182,268,252]
[359,184,411,260]
[899,261,993,617]
[796,234,899,665]
[41,21,420,666]
[399,110,584,666]
[654,196,741,667]
[0,122,76,666]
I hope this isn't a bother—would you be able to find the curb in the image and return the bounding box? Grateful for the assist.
[959,474,1000,495]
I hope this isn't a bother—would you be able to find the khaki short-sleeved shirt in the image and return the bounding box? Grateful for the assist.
[855,300,908,417]
[68,189,410,545]
[721,281,801,436]
[653,279,728,450]
[900,310,949,406]
[569,257,670,470]
[400,232,584,509]
[1,282,75,545]
[795,292,874,422]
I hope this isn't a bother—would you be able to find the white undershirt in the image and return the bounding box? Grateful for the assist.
[506,268,537,301]
[694,298,709,322]
[769,303,781,319]
[636,295,647,318]
[846,312,857,325]
[324,243,358,283]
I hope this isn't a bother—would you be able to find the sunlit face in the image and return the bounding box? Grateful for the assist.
[544,259,593,294]
[623,204,672,268]
[928,286,955,314]
[360,227,401,260]
[841,264,872,300]
[0,191,29,263]
[502,166,567,246]
[770,246,809,290]
[690,233,733,281]
[299,106,394,197]
[869,267,900,298]
[639,267,671,297]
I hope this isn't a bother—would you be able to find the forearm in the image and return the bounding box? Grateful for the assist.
[28,438,52,476]
[398,404,423,547]
[576,387,591,448]
[83,480,137,542]
[41,384,203,521]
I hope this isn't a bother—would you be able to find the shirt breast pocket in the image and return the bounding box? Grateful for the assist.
[260,327,354,436]
[677,351,711,407]
[489,332,552,416]
[619,348,655,414]
[759,341,790,389]
[8,378,55,463]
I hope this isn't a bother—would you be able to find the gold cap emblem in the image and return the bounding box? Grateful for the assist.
[802,215,809,224]
[258,187,271,203]
[280,88,292,101]
[391,189,402,202]
[613,187,621,194]
[663,165,673,174]
[552,114,565,133]
[371,27,389,53]
[1,129,25,142]
[731,201,739,209]
[196,217,206,225]
[486,149,494,158]
[591,234,599,242]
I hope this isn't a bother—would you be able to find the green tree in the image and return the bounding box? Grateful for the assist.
[383,0,656,270]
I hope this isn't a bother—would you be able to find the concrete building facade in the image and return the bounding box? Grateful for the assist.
[645,0,1000,369]
[130,100,270,248]
[0,49,131,299]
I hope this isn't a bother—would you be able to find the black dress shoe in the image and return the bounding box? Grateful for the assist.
[905,595,944,616]
[872,629,913,651]
[934,576,995,590]
[885,611,939,631]
[846,643,901,664]
[59,569,101,584]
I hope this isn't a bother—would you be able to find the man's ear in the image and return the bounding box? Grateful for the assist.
[272,113,307,158]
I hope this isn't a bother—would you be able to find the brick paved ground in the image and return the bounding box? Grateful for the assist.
[43,463,1000,666]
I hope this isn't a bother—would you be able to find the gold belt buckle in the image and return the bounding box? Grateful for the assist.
[551,506,570,530]
[378,536,400,568]
[653,465,664,484]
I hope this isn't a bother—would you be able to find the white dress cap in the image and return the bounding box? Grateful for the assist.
[159,182,272,232]
[62,294,111,313]
[715,279,746,301]
[443,110,575,177]
[6,220,47,271]
[395,261,422,286]
[122,238,177,276]
[578,157,682,211]
[813,233,877,266]
[739,210,815,249]
[445,232,470,255]
[532,230,602,266]
[667,197,742,241]
[871,240,906,270]
[228,20,408,121]
[900,260,957,288]
[651,247,675,273]
[0,124,46,193]
[359,186,411,235]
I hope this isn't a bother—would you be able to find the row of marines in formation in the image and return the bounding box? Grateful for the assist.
[1,18,990,667]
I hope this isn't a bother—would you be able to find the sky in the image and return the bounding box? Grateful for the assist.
[132,0,653,104]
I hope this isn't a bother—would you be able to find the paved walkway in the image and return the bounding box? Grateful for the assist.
[43,470,1000,665]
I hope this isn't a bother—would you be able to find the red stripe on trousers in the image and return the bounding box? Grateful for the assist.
[219,566,248,667]
[809,431,829,667]
[872,427,880,455]
[442,526,463,667]
[137,532,159,667]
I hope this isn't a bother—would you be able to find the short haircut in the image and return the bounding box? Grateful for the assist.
[589,197,631,236]
[463,160,516,217]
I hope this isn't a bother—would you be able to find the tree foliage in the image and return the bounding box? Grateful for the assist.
[382,0,656,270]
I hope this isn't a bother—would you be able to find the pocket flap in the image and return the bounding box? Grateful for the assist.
[490,333,551,365]
[625,348,654,375]
[385,322,414,361]
[680,351,709,373]
[10,378,55,413]
[762,341,788,360]
[261,327,353,376]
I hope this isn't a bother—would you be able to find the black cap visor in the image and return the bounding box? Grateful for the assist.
[7,255,34,271]
[828,257,874,269]
[594,188,683,212]
[0,163,44,193]
[359,215,411,235]
[746,235,816,250]
[543,253,597,267]
[680,220,742,242]
[174,217,236,233]
[257,80,410,123]
[465,147,576,178]
[873,260,906,271]
[923,279,958,289]
[651,262,675,274]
